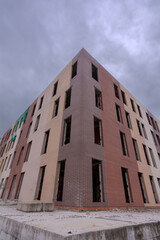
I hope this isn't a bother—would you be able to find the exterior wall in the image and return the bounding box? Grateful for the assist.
[119,87,160,207]
[99,72,144,207]
[1,106,34,200]
[56,49,107,208]
[0,48,160,208]
[0,125,14,197]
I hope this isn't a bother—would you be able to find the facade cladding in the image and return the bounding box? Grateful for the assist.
[1,48,160,209]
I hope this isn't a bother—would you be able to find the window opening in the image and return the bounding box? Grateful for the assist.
[39,96,44,109]
[125,111,132,129]
[114,84,119,99]
[34,115,40,131]
[56,161,65,201]
[132,139,140,161]
[53,98,59,117]
[115,104,123,123]
[149,148,157,168]
[120,132,128,156]
[130,99,136,112]
[15,172,25,199]
[53,81,58,96]
[95,88,102,109]
[121,90,127,104]
[35,166,46,200]
[25,141,32,162]
[138,172,148,203]
[92,159,103,202]
[92,64,98,81]
[41,130,50,154]
[142,144,151,165]
[65,88,71,109]
[121,168,132,203]
[63,117,72,145]
[94,117,103,146]
[149,176,159,203]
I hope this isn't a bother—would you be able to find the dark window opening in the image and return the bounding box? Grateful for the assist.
[92,64,98,81]
[53,81,58,96]
[63,117,71,145]
[39,96,44,109]
[149,147,157,168]
[26,122,32,138]
[10,151,16,169]
[32,104,36,116]
[95,88,102,109]
[151,130,157,146]
[92,159,103,202]
[5,154,12,170]
[156,134,160,146]
[15,172,25,199]
[137,120,143,136]
[0,159,4,171]
[0,144,6,157]
[130,99,136,112]
[115,104,123,123]
[11,136,16,149]
[34,115,40,131]
[1,177,8,199]
[65,88,71,109]
[125,111,132,129]
[114,84,119,99]
[141,123,147,139]
[5,157,10,171]
[6,140,11,152]
[8,175,17,199]
[149,176,159,203]
[138,172,148,203]
[18,130,23,144]
[155,121,160,132]
[0,178,4,192]
[5,129,12,141]
[41,130,50,154]
[137,105,142,118]
[72,61,77,79]
[53,98,60,117]
[121,168,132,203]
[146,113,151,125]
[150,116,156,130]
[35,166,46,200]
[157,178,160,188]
[18,120,22,129]
[56,161,65,201]
[1,158,7,172]
[17,146,24,165]
[120,132,128,156]
[94,117,103,146]
[25,141,32,162]
[132,139,140,161]
[121,90,127,104]
[142,144,151,165]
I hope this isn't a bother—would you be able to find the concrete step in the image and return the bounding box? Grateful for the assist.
[17,202,54,212]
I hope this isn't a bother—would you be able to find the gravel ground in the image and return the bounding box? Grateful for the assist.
[0,202,160,237]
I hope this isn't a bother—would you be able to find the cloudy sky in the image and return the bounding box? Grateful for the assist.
[0,0,160,136]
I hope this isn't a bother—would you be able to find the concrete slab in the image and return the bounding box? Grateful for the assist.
[17,202,54,212]
[0,205,160,239]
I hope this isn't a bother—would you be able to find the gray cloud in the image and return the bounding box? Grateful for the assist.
[0,0,160,136]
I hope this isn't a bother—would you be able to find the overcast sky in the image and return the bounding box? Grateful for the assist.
[0,0,160,136]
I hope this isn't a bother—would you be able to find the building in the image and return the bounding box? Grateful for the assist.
[0,48,160,209]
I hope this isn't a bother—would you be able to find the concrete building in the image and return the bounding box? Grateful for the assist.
[0,48,160,209]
